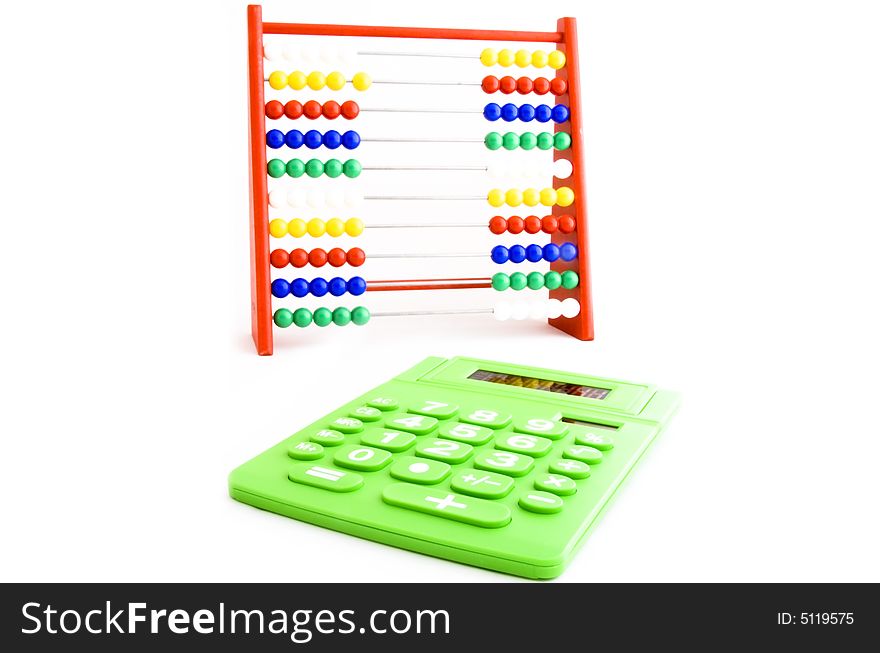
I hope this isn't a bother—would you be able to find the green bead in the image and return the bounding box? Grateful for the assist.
[267,159,286,178]
[286,158,305,178]
[332,307,352,326]
[323,158,343,178]
[544,270,562,290]
[484,132,502,150]
[519,132,537,150]
[536,132,554,150]
[351,306,371,325]
[509,272,527,291]
[491,272,510,291]
[561,270,580,289]
[305,159,324,178]
[502,132,520,151]
[343,159,362,178]
[554,132,572,150]
[313,307,333,327]
[527,271,545,290]
[273,308,294,328]
[292,308,313,328]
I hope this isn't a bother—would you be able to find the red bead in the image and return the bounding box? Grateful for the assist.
[289,248,308,268]
[541,215,559,234]
[283,100,303,119]
[524,215,542,234]
[488,216,507,234]
[516,77,534,95]
[347,247,366,267]
[341,100,360,119]
[499,76,517,94]
[550,78,568,96]
[506,216,524,234]
[532,77,550,95]
[558,215,576,234]
[327,248,347,267]
[308,248,328,267]
[303,100,322,120]
[265,100,284,120]
[481,75,500,94]
[322,101,341,119]
[269,249,290,268]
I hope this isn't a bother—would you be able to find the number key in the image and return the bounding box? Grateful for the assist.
[473,450,534,477]
[408,400,459,419]
[415,438,474,464]
[359,428,415,453]
[385,414,438,435]
[333,444,392,471]
[513,417,568,440]
[494,433,552,457]
[460,408,512,429]
[437,422,493,445]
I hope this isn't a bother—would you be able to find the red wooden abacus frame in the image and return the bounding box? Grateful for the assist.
[247,4,593,355]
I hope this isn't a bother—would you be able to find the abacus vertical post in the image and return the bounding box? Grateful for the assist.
[248,4,273,354]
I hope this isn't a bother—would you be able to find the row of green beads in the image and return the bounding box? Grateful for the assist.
[484,131,571,151]
[273,306,371,328]
[267,158,362,179]
[491,270,579,291]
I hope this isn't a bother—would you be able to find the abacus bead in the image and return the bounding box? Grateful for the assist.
[550,78,568,95]
[524,215,542,233]
[309,248,328,267]
[522,188,540,206]
[506,216,524,234]
[291,278,310,297]
[526,243,544,262]
[345,218,364,236]
[491,272,510,291]
[351,306,371,325]
[286,158,305,177]
[540,188,557,206]
[326,71,346,90]
[554,132,572,150]
[533,77,551,95]
[561,297,580,318]
[505,189,523,206]
[266,100,284,119]
[343,159,362,178]
[509,271,527,290]
[534,104,552,122]
[347,247,366,266]
[285,130,304,148]
[527,271,545,290]
[552,104,570,123]
[548,50,566,70]
[307,218,325,237]
[271,278,290,297]
[558,215,576,233]
[557,186,575,207]
[542,243,560,262]
[499,76,517,94]
[267,159,286,178]
[537,132,554,150]
[515,49,531,68]
[347,276,367,296]
[269,218,288,238]
[501,103,518,122]
[341,100,360,119]
[328,248,347,267]
[322,100,341,119]
[288,71,307,90]
[516,76,533,94]
[290,249,309,267]
[502,132,520,150]
[270,248,290,268]
[480,48,498,66]
[288,218,307,237]
[493,300,512,321]
[560,243,578,261]
[481,75,500,93]
[293,308,313,328]
[546,298,563,319]
[484,132,503,150]
[342,130,360,149]
[324,158,343,178]
[487,189,504,207]
[305,158,324,178]
[518,103,535,122]
[332,307,352,326]
[284,100,303,119]
[323,129,342,149]
[497,49,515,66]
[488,216,507,234]
[532,50,549,68]
[274,308,294,328]
[303,100,322,119]
[325,218,345,237]
[519,132,537,150]
[266,129,285,148]
[352,72,372,91]
[490,245,509,264]
[307,71,326,90]
[508,244,527,263]
[544,270,562,289]
[309,277,329,297]
[541,215,559,233]
[483,103,502,121]
[304,130,323,149]
[313,307,333,327]
[561,270,579,289]
[268,71,287,89]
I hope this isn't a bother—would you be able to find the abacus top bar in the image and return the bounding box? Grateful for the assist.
[262,22,563,43]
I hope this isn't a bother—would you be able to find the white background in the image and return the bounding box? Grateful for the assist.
[1,0,878,582]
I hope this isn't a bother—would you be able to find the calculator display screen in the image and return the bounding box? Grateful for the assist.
[468,370,611,399]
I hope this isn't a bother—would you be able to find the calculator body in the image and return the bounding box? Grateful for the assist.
[230,356,679,579]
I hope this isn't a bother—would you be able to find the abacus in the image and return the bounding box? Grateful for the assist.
[247,5,593,355]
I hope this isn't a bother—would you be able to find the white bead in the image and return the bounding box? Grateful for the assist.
[493,300,512,321]
[561,297,580,318]
[263,42,283,61]
[523,162,543,180]
[307,189,325,209]
[546,298,563,319]
[300,47,314,64]
[319,47,336,65]
[529,300,546,320]
[487,163,504,179]
[553,158,573,179]
[344,191,363,209]
[268,189,286,208]
[286,189,306,208]
[282,44,299,62]
[512,301,530,320]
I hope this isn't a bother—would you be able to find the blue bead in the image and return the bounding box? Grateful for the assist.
[290,278,310,298]
[490,245,509,264]
[526,244,544,262]
[304,130,323,149]
[518,104,535,122]
[508,244,527,263]
[542,243,560,262]
[309,277,329,297]
[271,278,290,297]
[285,130,304,149]
[323,130,342,149]
[342,130,361,150]
[560,243,578,261]
[347,276,367,296]
[534,105,552,123]
[266,129,285,149]
[328,277,347,296]
[552,104,570,123]
[483,103,502,121]
[501,103,519,122]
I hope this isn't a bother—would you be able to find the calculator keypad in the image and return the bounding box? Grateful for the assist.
[382,483,511,528]
[389,456,451,484]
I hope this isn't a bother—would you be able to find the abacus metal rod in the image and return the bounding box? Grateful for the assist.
[364,195,484,201]
[366,222,484,228]
[357,51,479,60]
[366,278,490,292]
[368,252,486,258]
[360,137,484,143]
[360,107,482,114]
[362,165,487,171]
[370,308,493,318]
[370,80,481,86]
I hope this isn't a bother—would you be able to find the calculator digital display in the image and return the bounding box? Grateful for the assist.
[468,370,611,399]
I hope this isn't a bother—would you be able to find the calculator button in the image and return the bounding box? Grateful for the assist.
[494,433,552,457]
[415,438,474,464]
[310,429,346,446]
[512,418,569,440]
[407,400,459,419]
[450,470,514,499]
[367,396,399,411]
[329,417,364,434]
[384,414,439,435]
[563,445,604,464]
[349,406,382,422]
[437,422,494,445]
[548,458,591,479]
[459,409,512,429]
[359,428,415,453]
[519,491,564,514]
[389,456,451,484]
[574,432,614,450]
[289,464,363,492]
[534,473,577,496]
[287,440,324,461]
[382,483,511,528]
[333,445,392,471]
[473,450,534,477]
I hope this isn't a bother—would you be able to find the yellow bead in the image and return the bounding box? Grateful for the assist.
[307,71,326,90]
[306,218,325,237]
[487,188,504,207]
[325,218,345,237]
[268,71,288,90]
[521,188,540,207]
[497,49,515,67]
[269,218,288,238]
[326,71,346,90]
[287,70,307,90]
[287,218,307,238]
[556,186,575,207]
[352,72,372,91]
[479,48,497,66]
[515,49,531,68]
[548,50,566,70]
[344,218,364,236]
[505,188,523,207]
[540,188,558,206]
[531,50,549,68]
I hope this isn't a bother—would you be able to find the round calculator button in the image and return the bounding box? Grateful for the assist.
[367,396,399,411]
[534,473,577,496]
[329,416,364,434]
[389,456,451,484]
[563,445,604,465]
[574,432,614,450]
[287,440,324,460]
[310,429,346,446]
[349,406,382,422]
[548,458,591,479]
[519,491,564,514]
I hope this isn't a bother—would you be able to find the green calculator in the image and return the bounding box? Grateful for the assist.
[229,357,679,579]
